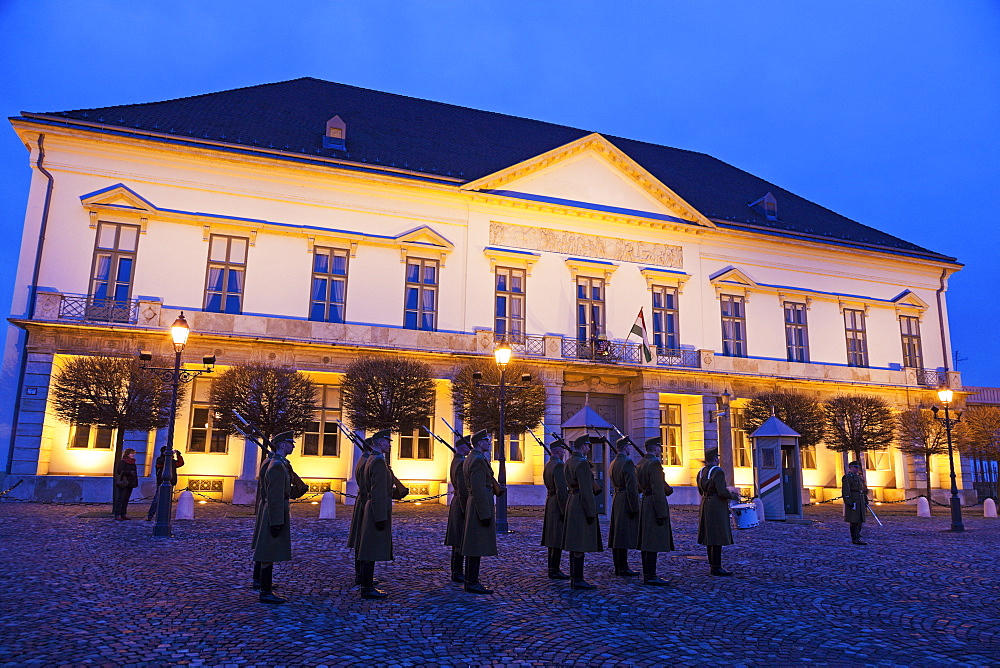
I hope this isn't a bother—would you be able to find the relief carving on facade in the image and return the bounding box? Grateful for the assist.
[490,222,683,269]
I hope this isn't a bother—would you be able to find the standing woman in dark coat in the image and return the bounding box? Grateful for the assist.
[636,436,674,586]
[113,448,139,520]
[696,449,739,576]
[461,430,503,594]
[541,437,570,580]
[253,435,296,603]
[444,436,472,582]
[607,437,640,577]
[562,435,603,590]
[348,441,372,585]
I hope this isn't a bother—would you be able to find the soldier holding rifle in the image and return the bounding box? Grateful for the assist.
[443,434,472,583]
[252,432,296,604]
[356,430,408,599]
[461,429,504,594]
[347,433,373,585]
[696,448,739,576]
[562,435,603,590]
[635,436,673,586]
[541,435,570,580]
[608,436,640,578]
[842,460,869,545]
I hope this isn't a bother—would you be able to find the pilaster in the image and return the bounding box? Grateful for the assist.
[10,352,55,475]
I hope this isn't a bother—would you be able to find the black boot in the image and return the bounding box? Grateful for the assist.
[614,548,639,577]
[451,547,465,583]
[252,561,262,590]
[464,556,493,594]
[258,565,287,604]
[548,548,570,580]
[851,523,867,545]
[642,551,670,586]
[360,561,388,599]
[570,552,596,590]
[709,546,732,576]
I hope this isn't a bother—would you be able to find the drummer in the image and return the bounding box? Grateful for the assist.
[696,449,740,576]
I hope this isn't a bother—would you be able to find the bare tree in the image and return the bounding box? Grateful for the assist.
[823,395,895,466]
[210,362,318,444]
[340,356,435,433]
[957,405,1000,499]
[743,390,826,449]
[51,355,182,499]
[452,359,545,436]
[896,407,948,500]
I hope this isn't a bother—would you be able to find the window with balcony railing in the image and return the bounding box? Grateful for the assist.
[88,221,140,322]
[576,276,605,342]
[651,285,679,353]
[494,267,525,343]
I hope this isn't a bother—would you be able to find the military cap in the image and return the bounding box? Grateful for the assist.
[643,436,662,450]
[573,435,598,450]
[616,436,633,450]
[549,436,568,450]
[372,429,392,442]
[471,429,490,445]
[455,435,472,449]
[848,460,862,468]
[704,448,720,461]
[272,430,295,445]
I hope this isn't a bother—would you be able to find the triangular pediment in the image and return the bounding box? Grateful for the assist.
[463,134,714,229]
[891,290,929,310]
[80,183,156,211]
[395,225,453,249]
[709,266,757,287]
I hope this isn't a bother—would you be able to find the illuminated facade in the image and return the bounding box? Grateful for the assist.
[1,78,969,505]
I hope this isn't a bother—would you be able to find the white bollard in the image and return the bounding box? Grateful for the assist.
[175,490,195,520]
[985,498,997,518]
[916,497,931,518]
[319,491,337,519]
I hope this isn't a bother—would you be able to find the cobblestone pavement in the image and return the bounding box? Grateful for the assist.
[0,499,998,667]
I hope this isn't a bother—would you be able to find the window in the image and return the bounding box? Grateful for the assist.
[784,302,810,362]
[720,294,747,357]
[309,247,349,323]
[659,403,683,466]
[204,235,248,314]
[651,286,680,352]
[504,433,525,462]
[398,417,433,459]
[301,385,341,457]
[844,308,869,367]
[900,315,923,369]
[864,450,892,471]
[68,424,115,449]
[494,267,525,343]
[731,408,752,467]
[187,379,227,453]
[404,258,438,331]
[576,276,605,342]
[89,222,139,321]
[801,445,817,469]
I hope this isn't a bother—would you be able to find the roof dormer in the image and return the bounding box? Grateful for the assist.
[749,192,778,221]
[323,115,346,150]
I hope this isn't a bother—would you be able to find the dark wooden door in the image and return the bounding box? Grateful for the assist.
[561,392,625,515]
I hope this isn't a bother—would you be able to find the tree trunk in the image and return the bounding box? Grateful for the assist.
[924,452,932,502]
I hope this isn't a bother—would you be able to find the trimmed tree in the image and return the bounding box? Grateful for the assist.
[451,359,546,437]
[210,362,318,448]
[340,356,436,433]
[896,407,948,500]
[823,395,896,467]
[50,355,182,500]
[957,405,1000,500]
[743,390,827,449]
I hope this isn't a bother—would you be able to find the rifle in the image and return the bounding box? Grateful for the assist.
[232,410,272,453]
[335,420,370,452]
[421,424,457,454]
[587,426,618,455]
[441,418,463,440]
[524,429,552,456]
[610,424,637,451]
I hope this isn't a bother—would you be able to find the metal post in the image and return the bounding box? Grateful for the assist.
[152,349,181,538]
[943,403,964,532]
[495,364,509,533]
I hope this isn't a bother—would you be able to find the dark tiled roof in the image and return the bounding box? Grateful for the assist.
[22,77,955,261]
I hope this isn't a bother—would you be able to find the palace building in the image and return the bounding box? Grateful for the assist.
[2,78,970,506]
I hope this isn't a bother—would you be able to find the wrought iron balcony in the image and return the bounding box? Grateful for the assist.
[507,334,546,356]
[916,368,948,388]
[656,348,702,368]
[57,294,140,324]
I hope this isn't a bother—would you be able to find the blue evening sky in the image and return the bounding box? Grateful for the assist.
[1,1,998,386]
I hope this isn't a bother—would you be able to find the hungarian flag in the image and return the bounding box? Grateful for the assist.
[629,308,653,362]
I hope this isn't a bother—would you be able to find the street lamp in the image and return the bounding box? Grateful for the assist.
[932,388,964,532]
[140,312,214,537]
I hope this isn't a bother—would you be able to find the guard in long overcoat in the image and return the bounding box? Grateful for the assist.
[250,445,273,591]
[348,444,372,585]
[697,449,739,576]
[842,460,869,545]
[636,437,674,586]
[253,435,295,603]
[444,436,472,582]
[541,437,570,580]
[356,430,407,599]
[461,430,502,594]
[607,438,640,577]
[562,435,603,589]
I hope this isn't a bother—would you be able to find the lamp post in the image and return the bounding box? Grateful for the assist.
[932,388,964,532]
[494,339,512,533]
[140,312,214,537]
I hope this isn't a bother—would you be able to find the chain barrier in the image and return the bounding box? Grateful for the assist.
[0,480,23,498]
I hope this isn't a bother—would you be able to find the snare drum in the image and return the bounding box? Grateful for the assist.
[730,503,760,529]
